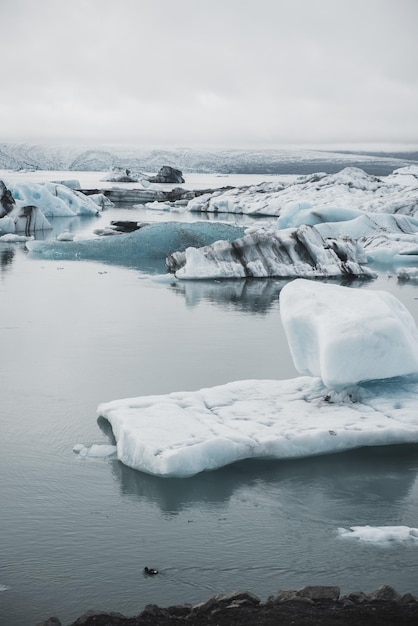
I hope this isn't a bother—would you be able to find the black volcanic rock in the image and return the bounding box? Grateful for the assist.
[35,585,418,626]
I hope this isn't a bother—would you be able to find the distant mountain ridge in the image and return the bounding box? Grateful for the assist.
[0,142,417,175]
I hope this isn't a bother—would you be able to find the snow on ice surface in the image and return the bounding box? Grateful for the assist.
[96,282,418,477]
[188,167,418,217]
[167,224,374,279]
[280,279,418,389]
[3,179,100,217]
[339,526,418,545]
[98,375,418,477]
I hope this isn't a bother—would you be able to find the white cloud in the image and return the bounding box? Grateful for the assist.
[1,0,417,146]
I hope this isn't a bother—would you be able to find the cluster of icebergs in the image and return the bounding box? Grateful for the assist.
[17,165,418,279]
[72,279,418,478]
[169,166,418,279]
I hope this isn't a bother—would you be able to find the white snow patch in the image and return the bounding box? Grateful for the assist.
[339,525,418,545]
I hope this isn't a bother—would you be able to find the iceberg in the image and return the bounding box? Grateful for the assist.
[280,279,418,389]
[187,167,418,218]
[26,221,245,270]
[97,376,418,477]
[5,180,101,218]
[166,224,374,279]
[1,179,53,235]
[96,281,418,477]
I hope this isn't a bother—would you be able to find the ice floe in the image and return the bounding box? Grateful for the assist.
[96,281,418,477]
[187,167,418,217]
[97,375,418,477]
[339,526,418,545]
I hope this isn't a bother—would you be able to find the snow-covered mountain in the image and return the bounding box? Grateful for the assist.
[0,142,416,175]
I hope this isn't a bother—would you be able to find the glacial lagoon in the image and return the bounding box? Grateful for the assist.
[1,174,418,625]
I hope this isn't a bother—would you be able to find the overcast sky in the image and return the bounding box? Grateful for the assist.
[1,0,417,148]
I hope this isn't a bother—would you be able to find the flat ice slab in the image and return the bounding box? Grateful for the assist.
[97,375,418,477]
[339,525,418,545]
[280,279,418,389]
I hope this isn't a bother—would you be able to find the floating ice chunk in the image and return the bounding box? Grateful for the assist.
[57,230,74,241]
[88,193,114,208]
[97,375,418,477]
[277,202,363,229]
[339,525,418,545]
[315,213,418,240]
[5,180,100,217]
[363,233,418,265]
[167,225,373,280]
[73,443,117,458]
[26,221,245,270]
[397,267,418,281]
[187,167,418,217]
[280,279,418,389]
[0,584,9,592]
[0,215,15,235]
[0,233,33,242]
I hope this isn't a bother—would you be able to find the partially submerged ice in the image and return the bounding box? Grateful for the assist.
[187,166,418,217]
[281,279,418,389]
[166,224,374,279]
[96,280,418,477]
[26,221,245,269]
[0,178,101,236]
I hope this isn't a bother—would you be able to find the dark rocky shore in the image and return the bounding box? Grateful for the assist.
[36,585,418,626]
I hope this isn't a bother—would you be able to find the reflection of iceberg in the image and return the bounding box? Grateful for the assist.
[26,221,245,271]
[96,280,418,477]
[170,278,289,313]
[110,443,418,512]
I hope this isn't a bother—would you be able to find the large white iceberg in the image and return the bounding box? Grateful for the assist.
[188,167,418,218]
[280,279,418,389]
[96,281,418,477]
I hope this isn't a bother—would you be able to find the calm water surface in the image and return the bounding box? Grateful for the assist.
[1,198,418,625]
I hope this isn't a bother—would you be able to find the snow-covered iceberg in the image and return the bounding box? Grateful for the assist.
[188,167,418,218]
[96,281,418,477]
[166,224,374,279]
